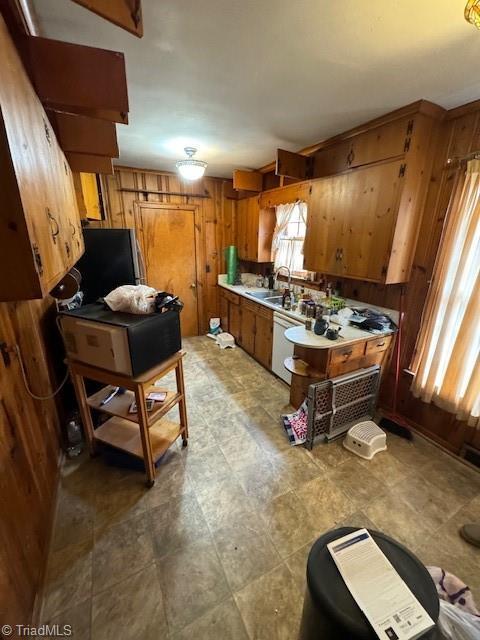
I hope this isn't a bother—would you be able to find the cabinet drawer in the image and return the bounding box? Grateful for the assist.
[223,289,240,305]
[329,341,365,365]
[365,335,392,355]
[241,298,260,313]
[255,303,273,321]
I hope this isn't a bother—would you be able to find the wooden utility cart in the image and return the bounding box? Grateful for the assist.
[68,350,188,487]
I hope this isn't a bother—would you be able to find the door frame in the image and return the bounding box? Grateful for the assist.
[133,201,204,335]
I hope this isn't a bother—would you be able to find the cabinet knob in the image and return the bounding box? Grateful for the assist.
[190,282,197,289]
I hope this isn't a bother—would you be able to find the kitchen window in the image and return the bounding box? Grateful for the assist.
[272,201,308,277]
[411,159,480,428]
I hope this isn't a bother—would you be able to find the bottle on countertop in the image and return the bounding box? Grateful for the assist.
[282,288,292,310]
[268,273,275,291]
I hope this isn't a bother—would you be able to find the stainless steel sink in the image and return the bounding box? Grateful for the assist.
[265,296,283,306]
[245,290,276,299]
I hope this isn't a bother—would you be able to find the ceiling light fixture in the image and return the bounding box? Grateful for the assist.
[465,0,480,29]
[176,147,207,180]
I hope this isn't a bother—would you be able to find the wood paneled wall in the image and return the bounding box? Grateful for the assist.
[101,167,236,333]
[332,103,480,454]
[0,298,62,627]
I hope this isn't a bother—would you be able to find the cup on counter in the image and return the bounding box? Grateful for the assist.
[305,319,313,331]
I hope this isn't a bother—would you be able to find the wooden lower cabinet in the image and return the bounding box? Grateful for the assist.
[254,313,273,368]
[239,298,273,368]
[240,303,256,354]
[289,335,394,408]
[218,289,274,369]
[229,303,241,342]
[219,289,241,341]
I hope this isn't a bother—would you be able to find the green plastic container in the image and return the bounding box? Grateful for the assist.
[224,245,238,285]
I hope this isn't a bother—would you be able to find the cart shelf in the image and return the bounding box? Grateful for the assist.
[94,415,184,462]
[87,385,182,426]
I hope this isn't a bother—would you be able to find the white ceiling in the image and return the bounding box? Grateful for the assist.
[32,0,480,178]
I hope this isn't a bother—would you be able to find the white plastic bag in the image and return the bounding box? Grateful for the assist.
[104,285,157,315]
[438,601,480,640]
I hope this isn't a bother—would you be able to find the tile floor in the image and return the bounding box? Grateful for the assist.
[41,336,480,639]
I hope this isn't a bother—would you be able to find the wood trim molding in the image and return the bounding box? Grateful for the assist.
[446,98,480,120]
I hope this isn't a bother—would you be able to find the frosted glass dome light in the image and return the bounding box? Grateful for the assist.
[176,147,207,180]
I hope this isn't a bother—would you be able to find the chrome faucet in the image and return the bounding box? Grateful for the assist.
[275,265,292,290]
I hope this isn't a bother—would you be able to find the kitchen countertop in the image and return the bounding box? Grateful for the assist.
[284,324,379,349]
[218,279,307,323]
[218,276,396,350]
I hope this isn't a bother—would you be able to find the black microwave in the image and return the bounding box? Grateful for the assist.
[60,303,181,376]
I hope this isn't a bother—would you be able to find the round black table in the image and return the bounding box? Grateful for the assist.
[299,527,440,639]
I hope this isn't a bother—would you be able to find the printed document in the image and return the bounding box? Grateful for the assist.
[327,529,435,640]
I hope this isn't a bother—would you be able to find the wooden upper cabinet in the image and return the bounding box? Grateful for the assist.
[0,16,83,301]
[313,115,418,179]
[304,119,435,285]
[303,111,440,284]
[313,139,353,178]
[237,195,275,262]
[347,116,413,169]
[304,160,404,281]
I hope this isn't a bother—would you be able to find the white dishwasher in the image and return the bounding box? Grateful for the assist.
[272,311,304,385]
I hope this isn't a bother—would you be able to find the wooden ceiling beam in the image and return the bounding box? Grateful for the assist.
[71,0,143,38]
[66,152,114,174]
[47,110,119,157]
[20,35,129,123]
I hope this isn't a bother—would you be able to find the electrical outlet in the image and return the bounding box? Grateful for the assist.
[0,342,11,367]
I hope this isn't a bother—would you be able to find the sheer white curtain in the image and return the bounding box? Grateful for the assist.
[411,160,480,428]
[271,202,307,275]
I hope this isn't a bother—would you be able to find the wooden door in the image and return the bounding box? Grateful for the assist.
[135,202,199,336]
[240,304,255,354]
[254,313,273,368]
[342,159,404,281]
[229,302,241,341]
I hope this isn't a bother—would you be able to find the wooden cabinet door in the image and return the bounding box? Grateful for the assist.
[240,304,255,354]
[245,196,260,261]
[237,196,262,261]
[52,143,84,267]
[342,159,404,281]
[229,303,241,341]
[349,117,412,169]
[257,207,276,262]
[237,198,249,259]
[254,313,273,369]
[0,17,82,299]
[219,292,228,332]
[313,139,353,178]
[304,177,347,275]
[305,160,404,281]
